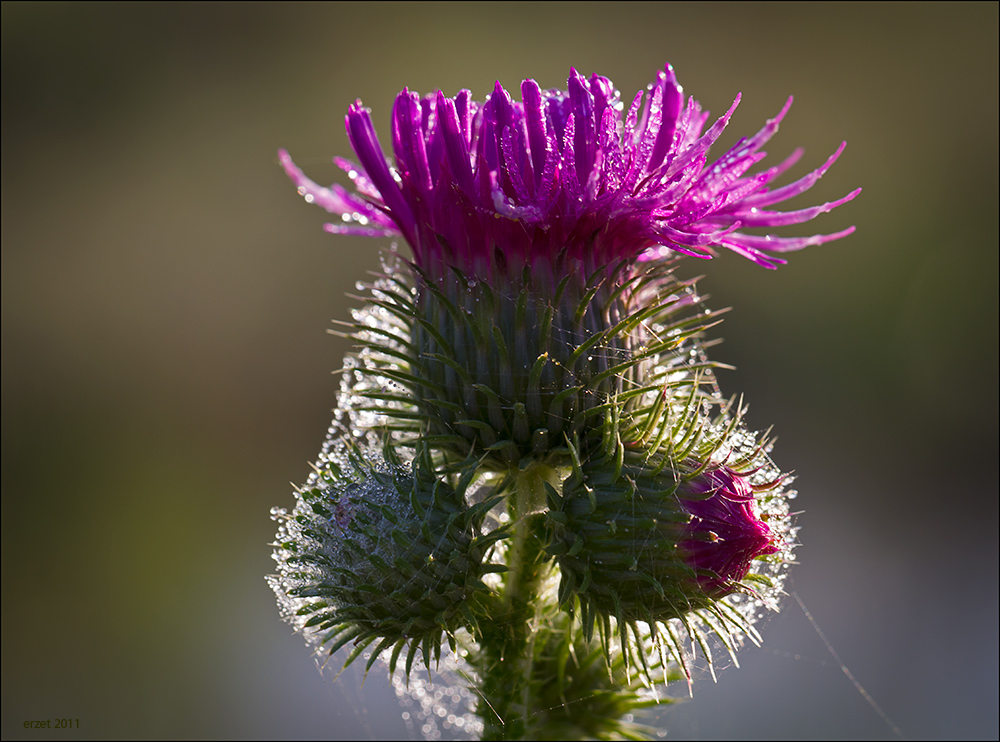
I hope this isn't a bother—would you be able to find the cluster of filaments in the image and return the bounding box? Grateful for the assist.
[269,251,796,690]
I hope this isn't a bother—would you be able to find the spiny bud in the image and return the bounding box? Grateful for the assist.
[267,444,505,677]
[547,436,791,663]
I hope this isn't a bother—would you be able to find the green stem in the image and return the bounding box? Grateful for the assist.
[477,463,554,741]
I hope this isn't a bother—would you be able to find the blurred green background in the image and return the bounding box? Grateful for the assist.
[2,2,997,739]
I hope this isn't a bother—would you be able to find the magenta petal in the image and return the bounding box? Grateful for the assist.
[568,68,597,188]
[727,224,858,254]
[736,142,851,210]
[323,222,398,238]
[279,149,395,230]
[392,90,433,194]
[730,188,862,227]
[436,92,476,196]
[345,103,416,243]
[521,79,550,190]
[647,64,685,173]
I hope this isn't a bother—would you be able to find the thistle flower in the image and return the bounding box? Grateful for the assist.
[281,63,859,276]
[281,64,857,467]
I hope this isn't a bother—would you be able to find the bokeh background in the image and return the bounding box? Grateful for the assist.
[2,2,997,739]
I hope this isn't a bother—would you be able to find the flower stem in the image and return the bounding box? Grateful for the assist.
[476,463,555,741]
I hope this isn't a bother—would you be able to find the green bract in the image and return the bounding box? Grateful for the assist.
[338,256,723,470]
[267,443,507,677]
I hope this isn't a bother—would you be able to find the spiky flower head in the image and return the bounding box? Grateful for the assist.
[267,442,505,676]
[282,64,857,466]
[281,63,859,277]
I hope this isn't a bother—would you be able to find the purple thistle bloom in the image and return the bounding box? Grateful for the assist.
[281,63,859,277]
[678,466,779,598]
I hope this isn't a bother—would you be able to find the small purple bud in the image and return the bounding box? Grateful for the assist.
[678,467,779,598]
[551,448,791,633]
